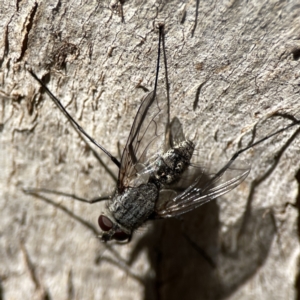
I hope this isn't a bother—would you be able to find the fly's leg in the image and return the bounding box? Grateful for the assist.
[28,69,121,169]
[23,187,111,204]
[238,117,300,236]
[182,232,216,268]
[209,116,300,187]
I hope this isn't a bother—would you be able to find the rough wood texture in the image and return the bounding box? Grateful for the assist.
[1,1,300,299]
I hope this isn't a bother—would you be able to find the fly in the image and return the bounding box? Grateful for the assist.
[26,24,300,242]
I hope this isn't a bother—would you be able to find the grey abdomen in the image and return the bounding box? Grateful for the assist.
[153,140,195,185]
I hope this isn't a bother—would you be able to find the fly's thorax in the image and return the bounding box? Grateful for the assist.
[153,140,195,185]
[108,182,159,231]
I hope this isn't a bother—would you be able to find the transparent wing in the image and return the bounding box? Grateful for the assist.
[155,159,250,218]
[117,89,169,191]
[169,117,186,147]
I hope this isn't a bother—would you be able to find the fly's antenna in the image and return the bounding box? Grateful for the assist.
[28,69,121,169]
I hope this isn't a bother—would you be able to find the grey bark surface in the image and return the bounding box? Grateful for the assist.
[1,1,300,299]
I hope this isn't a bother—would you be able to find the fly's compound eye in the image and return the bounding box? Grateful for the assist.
[112,230,130,241]
[98,215,130,241]
[98,215,113,231]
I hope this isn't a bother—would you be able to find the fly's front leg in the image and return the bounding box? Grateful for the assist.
[22,187,111,203]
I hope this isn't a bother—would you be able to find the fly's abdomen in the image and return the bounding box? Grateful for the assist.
[153,140,195,185]
[109,183,158,230]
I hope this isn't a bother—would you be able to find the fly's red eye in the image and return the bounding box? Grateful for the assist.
[98,215,113,231]
[113,230,130,241]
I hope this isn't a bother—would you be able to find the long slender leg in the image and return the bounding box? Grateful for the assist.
[160,25,171,151]
[28,69,121,169]
[206,116,300,189]
[23,188,111,204]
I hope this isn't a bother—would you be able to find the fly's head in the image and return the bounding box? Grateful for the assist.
[98,212,131,242]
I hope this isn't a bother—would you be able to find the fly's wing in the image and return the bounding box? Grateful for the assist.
[118,89,169,191]
[169,117,186,147]
[163,116,185,152]
[155,158,250,218]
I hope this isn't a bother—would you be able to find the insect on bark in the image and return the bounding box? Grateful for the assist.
[26,25,300,242]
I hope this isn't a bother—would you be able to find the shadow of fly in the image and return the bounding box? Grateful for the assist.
[26,25,300,242]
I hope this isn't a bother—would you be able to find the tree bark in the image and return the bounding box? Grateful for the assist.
[1,1,300,299]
